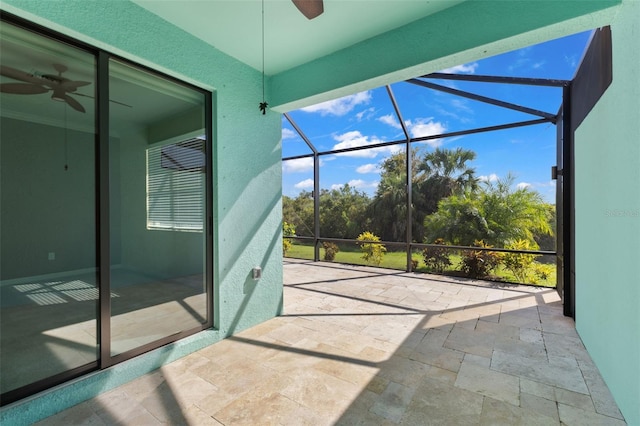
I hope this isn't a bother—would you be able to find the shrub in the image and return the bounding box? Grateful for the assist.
[411,258,420,270]
[422,238,452,273]
[460,240,501,278]
[283,239,292,256]
[322,242,340,261]
[502,239,539,284]
[283,221,296,256]
[533,263,555,282]
[356,231,386,266]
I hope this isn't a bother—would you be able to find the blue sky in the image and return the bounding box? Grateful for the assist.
[282,30,592,203]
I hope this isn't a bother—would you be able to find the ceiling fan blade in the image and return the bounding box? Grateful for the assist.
[42,74,67,83]
[0,65,42,84]
[292,0,324,19]
[0,82,48,94]
[61,80,92,92]
[63,94,85,113]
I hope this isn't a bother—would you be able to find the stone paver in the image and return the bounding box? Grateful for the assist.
[34,259,626,425]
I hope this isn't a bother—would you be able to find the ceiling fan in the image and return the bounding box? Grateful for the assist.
[292,0,324,20]
[0,63,91,113]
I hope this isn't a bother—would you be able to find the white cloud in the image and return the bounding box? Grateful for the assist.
[301,91,372,116]
[440,62,478,74]
[432,105,461,121]
[479,173,499,182]
[516,182,532,190]
[564,53,578,68]
[356,163,381,174]
[331,130,399,158]
[349,179,378,190]
[431,98,474,124]
[449,99,473,115]
[508,58,530,72]
[282,128,297,140]
[408,119,446,139]
[378,114,402,129]
[333,130,380,149]
[332,179,379,190]
[294,179,314,189]
[282,157,314,173]
[378,115,447,146]
[528,180,556,190]
[355,107,376,121]
[507,48,544,72]
[406,118,446,147]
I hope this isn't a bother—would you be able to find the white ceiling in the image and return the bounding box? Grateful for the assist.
[132,0,464,75]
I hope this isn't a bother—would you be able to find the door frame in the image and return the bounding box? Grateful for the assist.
[0,10,214,405]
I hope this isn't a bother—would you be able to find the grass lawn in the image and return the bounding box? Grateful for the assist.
[285,242,556,288]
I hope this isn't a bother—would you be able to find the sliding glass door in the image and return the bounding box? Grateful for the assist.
[107,59,210,358]
[0,20,98,398]
[0,15,212,404]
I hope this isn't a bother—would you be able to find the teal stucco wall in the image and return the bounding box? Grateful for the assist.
[574,1,640,424]
[0,1,283,424]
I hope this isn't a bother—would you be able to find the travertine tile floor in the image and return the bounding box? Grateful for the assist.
[37,259,626,425]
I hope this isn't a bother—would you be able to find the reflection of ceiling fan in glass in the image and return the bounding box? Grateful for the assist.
[0,63,92,113]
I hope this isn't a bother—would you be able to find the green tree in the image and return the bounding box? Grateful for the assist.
[534,203,556,252]
[368,147,478,243]
[424,174,553,248]
[282,192,314,237]
[319,184,371,239]
[369,162,408,242]
[416,147,478,215]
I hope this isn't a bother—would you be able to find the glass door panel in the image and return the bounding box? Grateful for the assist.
[108,59,208,356]
[0,21,97,396]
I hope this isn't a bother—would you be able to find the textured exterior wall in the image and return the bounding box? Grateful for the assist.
[0,1,282,424]
[574,1,640,424]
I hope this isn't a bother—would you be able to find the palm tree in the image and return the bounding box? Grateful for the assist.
[369,168,407,242]
[413,147,478,241]
[368,147,479,243]
[423,174,552,247]
[418,147,478,204]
